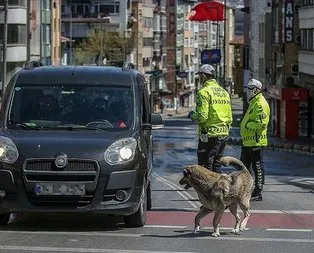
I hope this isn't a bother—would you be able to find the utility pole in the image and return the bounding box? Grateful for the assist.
[100,20,103,65]
[69,0,72,65]
[26,0,31,61]
[223,0,227,89]
[1,0,8,98]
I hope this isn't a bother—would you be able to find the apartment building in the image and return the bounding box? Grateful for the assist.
[299,0,314,138]
[61,0,134,65]
[0,0,27,90]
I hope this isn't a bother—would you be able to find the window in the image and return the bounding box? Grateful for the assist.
[301,29,314,51]
[143,18,153,28]
[143,38,153,47]
[0,0,26,7]
[143,58,151,67]
[42,24,51,44]
[302,0,314,6]
[0,24,27,44]
[42,0,51,10]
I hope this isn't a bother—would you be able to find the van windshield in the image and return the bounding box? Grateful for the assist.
[8,85,134,131]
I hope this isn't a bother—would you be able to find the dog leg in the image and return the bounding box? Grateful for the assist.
[194,206,212,234]
[229,202,241,234]
[239,198,251,231]
[212,210,224,237]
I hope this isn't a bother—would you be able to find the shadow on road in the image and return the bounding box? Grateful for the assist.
[0,213,126,232]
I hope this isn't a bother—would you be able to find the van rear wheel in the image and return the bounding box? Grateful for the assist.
[124,182,147,228]
[0,213,10,226]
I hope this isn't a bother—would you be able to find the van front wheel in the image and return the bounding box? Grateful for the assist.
[124,182,147,228]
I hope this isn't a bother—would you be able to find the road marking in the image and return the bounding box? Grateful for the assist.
[266,228,313,232]
[151,206,314,215]
[145,225,186,229]
[196,237,314,243]
[0,246,196,253]
[153,173,201,209]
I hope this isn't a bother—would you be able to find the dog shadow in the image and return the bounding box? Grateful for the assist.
[142,229,233,239]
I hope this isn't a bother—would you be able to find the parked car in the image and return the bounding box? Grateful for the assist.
[0,62,163,227]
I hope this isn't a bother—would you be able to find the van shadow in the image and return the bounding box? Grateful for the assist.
[0,213,126,232]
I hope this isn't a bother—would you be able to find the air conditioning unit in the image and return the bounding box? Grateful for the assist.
[285,75,299,86]
[291,63,299,75]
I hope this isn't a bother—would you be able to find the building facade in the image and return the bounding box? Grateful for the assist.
[266,0,311,138]
[61,0,135,65]
[0,0,28,90]
[299,0,314,138]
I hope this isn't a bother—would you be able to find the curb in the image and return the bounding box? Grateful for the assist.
[226,137,314,156]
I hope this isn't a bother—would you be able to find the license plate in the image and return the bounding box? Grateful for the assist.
[34,183,86,196]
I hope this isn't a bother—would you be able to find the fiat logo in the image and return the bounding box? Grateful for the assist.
[55,155,68,169]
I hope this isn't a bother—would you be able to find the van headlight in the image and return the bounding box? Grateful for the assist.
[105,137,137,165]
[0,136,19,164]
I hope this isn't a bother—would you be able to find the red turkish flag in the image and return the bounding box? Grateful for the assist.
[188,1,225,22]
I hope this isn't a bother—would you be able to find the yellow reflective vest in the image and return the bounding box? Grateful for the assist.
[240,93,270,147]
[191,79,232,137]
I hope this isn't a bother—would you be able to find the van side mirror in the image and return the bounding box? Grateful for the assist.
[151,113,163,130]
[143,113,164,130]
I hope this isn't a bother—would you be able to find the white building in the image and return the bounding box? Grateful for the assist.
[248,0,271,84]
[299,2,314,137]
[0,0,27,89]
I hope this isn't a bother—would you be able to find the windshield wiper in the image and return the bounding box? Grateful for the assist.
[53,126,108,133]
[15,123,40,130]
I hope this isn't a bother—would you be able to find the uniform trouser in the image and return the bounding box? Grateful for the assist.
[240,146,265,193]
[197,136,227,174]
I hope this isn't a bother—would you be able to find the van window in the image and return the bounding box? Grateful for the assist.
[8,84,134,130]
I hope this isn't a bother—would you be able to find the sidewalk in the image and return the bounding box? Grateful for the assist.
[159,97,314,156]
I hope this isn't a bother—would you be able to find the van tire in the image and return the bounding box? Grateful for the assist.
[124,181,147,228]
[0,213,10,226]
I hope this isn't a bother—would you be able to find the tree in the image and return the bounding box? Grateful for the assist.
[74,28,137,65]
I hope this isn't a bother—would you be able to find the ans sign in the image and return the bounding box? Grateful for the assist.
[285,0,294,43]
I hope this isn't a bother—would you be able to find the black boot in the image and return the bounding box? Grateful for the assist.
[251,189,262,201]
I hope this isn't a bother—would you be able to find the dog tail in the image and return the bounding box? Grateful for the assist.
[219,156,250,174]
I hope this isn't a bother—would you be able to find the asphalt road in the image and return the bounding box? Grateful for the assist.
[0,118,313,253]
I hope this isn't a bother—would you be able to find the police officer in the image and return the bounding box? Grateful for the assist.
[240,78,270,201]
[188,64,233,173]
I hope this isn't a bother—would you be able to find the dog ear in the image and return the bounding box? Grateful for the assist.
[183,168,191,176]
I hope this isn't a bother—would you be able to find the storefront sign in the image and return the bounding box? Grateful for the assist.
[282,88,308,101]
[284,0,294,43]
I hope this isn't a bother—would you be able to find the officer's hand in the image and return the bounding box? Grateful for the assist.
[187,111,195,119]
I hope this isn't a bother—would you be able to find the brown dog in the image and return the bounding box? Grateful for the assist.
[179,156,254,237]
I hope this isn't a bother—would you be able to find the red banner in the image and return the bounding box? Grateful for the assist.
[188,1,224,22]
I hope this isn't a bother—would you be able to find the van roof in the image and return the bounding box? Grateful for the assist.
[15,65,142,86]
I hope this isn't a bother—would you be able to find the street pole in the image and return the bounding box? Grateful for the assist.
[100,20,103,65]
[1,0,8,98]
[223,0,227,89]
[26,0,31,61]
[69,0,72,65]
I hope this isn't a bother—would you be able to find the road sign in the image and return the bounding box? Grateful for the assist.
[201,49,221,64]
